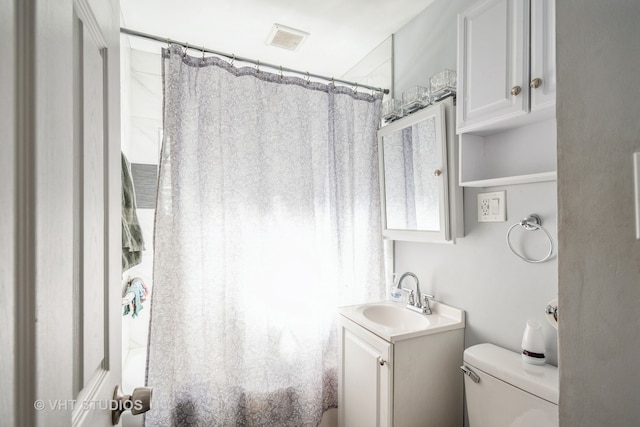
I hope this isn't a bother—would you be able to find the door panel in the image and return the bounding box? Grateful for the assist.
[72,0,121,425]
[81,20,107,387]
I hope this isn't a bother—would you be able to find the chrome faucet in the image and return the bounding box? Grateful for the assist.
[398,272,433,315]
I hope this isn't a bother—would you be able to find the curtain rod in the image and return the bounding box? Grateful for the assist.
[120,27,390,95]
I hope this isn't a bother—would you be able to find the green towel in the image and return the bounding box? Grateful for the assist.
[122,152,145,271]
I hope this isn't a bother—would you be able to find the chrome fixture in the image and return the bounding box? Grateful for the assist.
[401,86,431,115]
[119,27,389,94]
[460,365,480,383]
[381,98,403,123]
[545,303,558,322]
[398,272,433,315]
[430,69,457,102]
[506,214,554,263]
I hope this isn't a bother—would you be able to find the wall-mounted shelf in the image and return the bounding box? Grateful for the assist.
[461,171,556,188]
[459,118,556,187]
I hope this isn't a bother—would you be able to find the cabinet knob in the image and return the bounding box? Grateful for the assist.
[510,85,522,96]
[378,357,386,366]
[530,78,543,89]
[434,169,442,177]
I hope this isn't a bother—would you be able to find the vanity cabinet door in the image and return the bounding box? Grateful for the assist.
[457,0,529,132]
[338,317,392,427]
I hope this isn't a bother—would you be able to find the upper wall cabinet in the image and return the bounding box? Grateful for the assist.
[378,98,463,242]
[457,0,556,134]
[456,0,557,187]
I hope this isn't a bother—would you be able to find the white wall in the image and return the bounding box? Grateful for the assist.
[393,0,473,97]
[392,0,559,366]
[556,1,640,425]
[127,49,163,164]
[342,36,393,101]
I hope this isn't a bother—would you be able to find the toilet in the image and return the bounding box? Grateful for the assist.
[462,343,558,427]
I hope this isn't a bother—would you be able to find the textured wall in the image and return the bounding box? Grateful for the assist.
[556,1,640,425]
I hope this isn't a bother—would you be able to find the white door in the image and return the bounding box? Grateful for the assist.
[4,0,122,425]
[457,0,529,132]
[338,317,392,427]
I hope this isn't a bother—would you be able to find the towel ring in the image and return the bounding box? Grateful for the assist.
[506,214,554,263]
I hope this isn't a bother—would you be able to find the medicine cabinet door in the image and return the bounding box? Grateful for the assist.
[378,102,450,242]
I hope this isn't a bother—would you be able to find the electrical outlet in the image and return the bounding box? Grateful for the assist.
[477,191,506,222]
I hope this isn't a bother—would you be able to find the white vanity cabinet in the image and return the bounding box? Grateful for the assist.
[338,301,465,427]
[457,0,555,133]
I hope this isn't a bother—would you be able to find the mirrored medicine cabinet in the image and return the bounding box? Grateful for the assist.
[377,98,463,242]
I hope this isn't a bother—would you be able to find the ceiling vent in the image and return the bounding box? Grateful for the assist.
[266,24,309,52]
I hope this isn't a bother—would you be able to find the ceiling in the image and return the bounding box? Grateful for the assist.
[120,0,435,79]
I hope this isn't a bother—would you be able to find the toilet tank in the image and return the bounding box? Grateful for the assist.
[462,343,558,427]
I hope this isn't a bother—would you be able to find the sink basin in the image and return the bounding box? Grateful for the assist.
[339,300,465,342]
[361,304,430,330]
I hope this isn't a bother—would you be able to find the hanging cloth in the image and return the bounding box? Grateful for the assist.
[146,44,385,426]
[122,152,145,271]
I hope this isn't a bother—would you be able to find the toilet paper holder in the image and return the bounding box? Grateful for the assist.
[545,303,558,322]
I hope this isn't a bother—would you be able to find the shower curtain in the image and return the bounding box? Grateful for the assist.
[146,45,385,426]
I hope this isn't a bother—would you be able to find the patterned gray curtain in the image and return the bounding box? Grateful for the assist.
[146,45,385,426]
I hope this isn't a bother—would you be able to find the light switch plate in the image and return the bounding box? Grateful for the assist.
[478,191,506,222]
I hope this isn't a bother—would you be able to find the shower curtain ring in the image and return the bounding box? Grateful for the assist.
[201,46,206,64]
[306,72,310,84]
[166,38,171,50]
[255,60,260,73]
[279,65,283,80]
[230,54,235,67]
[183,43,189,59]
[353,82,358,93]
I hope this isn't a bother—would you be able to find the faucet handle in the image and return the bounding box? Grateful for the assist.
[402,288,415,305]
[421,293,434,314]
